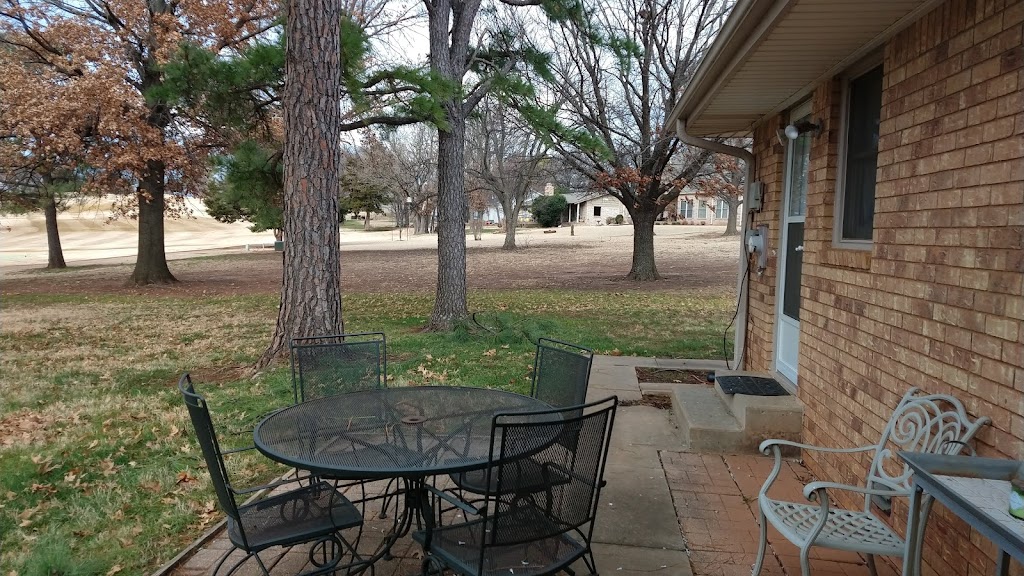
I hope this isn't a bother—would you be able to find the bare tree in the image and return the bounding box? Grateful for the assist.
[361,126,438,234]
[540,0,729,280]
[692,146,747,235]
[467,96,548,249]
[422,0,589,329]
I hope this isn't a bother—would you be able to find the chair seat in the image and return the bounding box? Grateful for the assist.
[228,481,363,551]
[413,507,586,576]
[760,496,905,556]
[450,456,571,496]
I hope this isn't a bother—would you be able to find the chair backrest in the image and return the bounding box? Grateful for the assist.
[531,338,594,408]
[864,387,990,508]
[178,374,243,530]
[480,396,617,564]
[290,332,386,403]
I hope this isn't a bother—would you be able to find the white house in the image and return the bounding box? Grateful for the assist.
[561,192,631,225]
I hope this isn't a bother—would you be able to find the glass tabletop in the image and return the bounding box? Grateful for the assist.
[254,386,552,479]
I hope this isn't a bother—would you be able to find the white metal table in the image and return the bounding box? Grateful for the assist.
[901,452,1024,576]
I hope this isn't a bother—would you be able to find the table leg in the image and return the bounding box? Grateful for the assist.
[903,483,924,576]
[995,550,1009,576]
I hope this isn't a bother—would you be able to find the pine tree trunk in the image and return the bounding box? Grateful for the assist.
[257,0,344,369]
[128,161,176,285]
[627,208,660,280]
[43,192,66,269]
[429,119,469,330]
[501,196,519,250]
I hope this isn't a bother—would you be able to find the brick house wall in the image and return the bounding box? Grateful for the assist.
[743,0,1023,573]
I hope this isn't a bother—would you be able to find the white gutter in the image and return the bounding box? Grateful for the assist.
[676,119,754,370]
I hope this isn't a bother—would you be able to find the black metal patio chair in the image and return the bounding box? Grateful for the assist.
[530,338,594,409]
[290,332,410,520]
[291,332,387,403]
[415,396,618,576]
[179,374,366,576]
[450,338,594,496]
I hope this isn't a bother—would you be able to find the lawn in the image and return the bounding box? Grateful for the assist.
[0,287,735,575]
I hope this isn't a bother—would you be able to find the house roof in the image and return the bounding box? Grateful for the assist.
[668,0,942,137]
[562,192,603,204]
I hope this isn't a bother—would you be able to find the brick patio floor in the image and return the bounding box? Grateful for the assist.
[663,452,901,576]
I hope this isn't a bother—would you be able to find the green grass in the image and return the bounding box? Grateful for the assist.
[0,288,734,574]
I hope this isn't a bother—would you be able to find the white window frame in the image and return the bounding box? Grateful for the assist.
[833,53,884,251]
[680,199,693,219]
[697,202,707,219]
[715,199,729,219]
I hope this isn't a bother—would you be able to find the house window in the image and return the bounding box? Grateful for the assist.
[715,200,729,219]
[593,206,602,217]
[680,200,693,219]
[697,202,707,219]
[837,64,883,244]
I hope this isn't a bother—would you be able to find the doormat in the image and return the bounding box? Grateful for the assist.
[716,375,789,396]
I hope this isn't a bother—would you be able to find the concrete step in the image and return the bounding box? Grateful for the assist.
[712,371,803,449]
[671,384,747,453]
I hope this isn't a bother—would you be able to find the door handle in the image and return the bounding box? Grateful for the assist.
[794,245,804,252]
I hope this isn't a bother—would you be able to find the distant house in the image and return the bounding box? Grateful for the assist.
[674,189,735,226]
[562,192,632,225]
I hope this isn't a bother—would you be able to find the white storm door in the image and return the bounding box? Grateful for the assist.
[775,107,811,384]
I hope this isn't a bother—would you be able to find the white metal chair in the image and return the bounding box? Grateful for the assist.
[753,387,990,576]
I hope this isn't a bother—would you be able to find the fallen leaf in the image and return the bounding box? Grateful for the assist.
[609,348,623,356]
[176,471,197,485]
[106,565,122,576]
[99,459,119,476]
[139,480,162,493]
[30,483,56,495]
[483,349,496,357]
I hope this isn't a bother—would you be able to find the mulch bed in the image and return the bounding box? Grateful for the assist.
[635,367,712,385]
[618,394,673,409]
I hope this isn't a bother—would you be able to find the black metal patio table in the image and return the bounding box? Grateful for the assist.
[253,386,553,567]
[900,452,1024,576]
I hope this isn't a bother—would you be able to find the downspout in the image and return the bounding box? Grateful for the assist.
[676,119,755,370]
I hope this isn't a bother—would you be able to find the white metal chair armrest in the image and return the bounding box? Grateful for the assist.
[803,481,911,502]
[759,438,878,455]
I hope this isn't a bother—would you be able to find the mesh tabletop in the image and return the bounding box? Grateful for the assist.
[254,387,552,479]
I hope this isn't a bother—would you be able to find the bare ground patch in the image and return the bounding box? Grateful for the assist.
[1,229,740,297]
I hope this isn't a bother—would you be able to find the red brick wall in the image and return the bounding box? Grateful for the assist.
[744,117,786,372]
[745,0,1023,573]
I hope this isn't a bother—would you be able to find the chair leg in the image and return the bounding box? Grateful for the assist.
[583,549,600,575]
[799,544,812,576]
[252,553,272,576]
[866,554,879,576]
[212,547,255,576]
[751,510,768,576]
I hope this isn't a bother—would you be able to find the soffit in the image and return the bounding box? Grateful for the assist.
[673,0,940,136]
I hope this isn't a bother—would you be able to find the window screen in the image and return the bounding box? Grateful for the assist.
[841,65,883,241]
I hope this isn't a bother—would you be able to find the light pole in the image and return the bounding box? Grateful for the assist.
[405,195,413,240]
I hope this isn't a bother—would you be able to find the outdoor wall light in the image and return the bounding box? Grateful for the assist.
[783,119,823,140]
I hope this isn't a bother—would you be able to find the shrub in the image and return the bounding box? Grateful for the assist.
[605,216,615,225]
[530,194,567,227]
[614,214,624,224]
